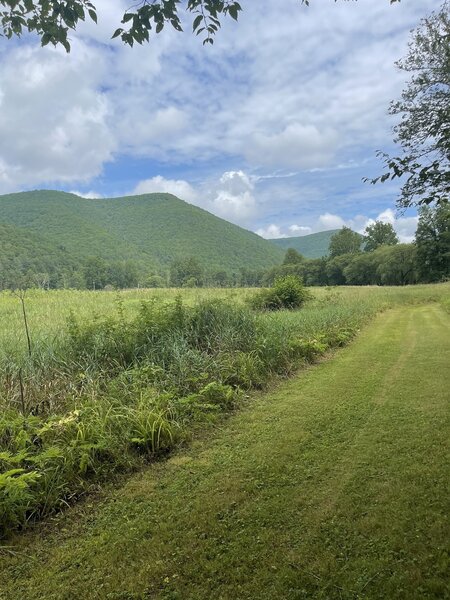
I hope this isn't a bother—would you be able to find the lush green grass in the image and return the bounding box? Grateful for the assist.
[1,284,447,363]
[0,190,284,272]
[0,287,254,364]
[0,301,448,599]
[0,284,448,537]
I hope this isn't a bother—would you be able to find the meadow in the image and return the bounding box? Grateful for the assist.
[0,283,449,538]
[1,284,447,363]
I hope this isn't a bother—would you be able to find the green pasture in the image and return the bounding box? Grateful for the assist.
[1,284,448,364]
[1,300,448,599]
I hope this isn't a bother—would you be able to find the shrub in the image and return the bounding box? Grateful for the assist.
[249,275,311,311]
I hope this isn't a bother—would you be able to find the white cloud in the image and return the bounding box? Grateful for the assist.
[344,209,418,242]
[133,176,197,203]
[69,190,103,199]
[318,213,346,230]
[0,42,115,193]
[132,170,257,225]
[390,215,418,243]
[0,0,437,231]
[256,224,287,239]
[246,124,338,170]
[289,225,312,235]
[377,208,395,224]
[182,170,258,225]
[255,207,418,243]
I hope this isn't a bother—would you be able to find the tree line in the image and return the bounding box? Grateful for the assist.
[2,204,447,291]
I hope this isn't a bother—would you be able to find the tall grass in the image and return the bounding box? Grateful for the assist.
[0,283,449,536]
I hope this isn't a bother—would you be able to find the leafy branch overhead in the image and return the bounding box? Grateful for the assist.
[1,0,400,51]
[366,2,450,209]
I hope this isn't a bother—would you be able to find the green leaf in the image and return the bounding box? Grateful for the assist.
[112,27,123,39]
[192,14,202,31]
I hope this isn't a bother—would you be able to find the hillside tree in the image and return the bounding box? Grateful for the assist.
[328,227,362,257]
[368,2,450,208]
[0,0,399,52]
[364,221,398,252]
[375,244,417,285]
[170,256,204,287]
[415,204,450,282]
[283,248,304,265]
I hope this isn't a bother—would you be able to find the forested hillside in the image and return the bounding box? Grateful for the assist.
[0,190,284,288]
[270,230,345,258]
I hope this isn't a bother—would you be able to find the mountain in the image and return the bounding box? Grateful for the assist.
[0,190,284,277]
[270,230,342,258]
[0,222,78,288]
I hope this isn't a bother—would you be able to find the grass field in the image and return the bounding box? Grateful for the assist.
[0,299,448,599]
[1,284,447,363]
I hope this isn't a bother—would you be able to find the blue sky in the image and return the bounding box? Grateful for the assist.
[0,0,437,241]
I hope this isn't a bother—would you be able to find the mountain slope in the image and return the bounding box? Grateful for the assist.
[0,190,283,272]
[270,230,341,258]
[0,222,77,287]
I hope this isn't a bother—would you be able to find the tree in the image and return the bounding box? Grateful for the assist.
[343,253,379,285]
[210,269,231,287]
[328,227,362,257]
[375,244,417,285]
[325,253,354,285]
[415,204,450,282]
[364,221,398,252]
[0,0,399,52]
[169,256,204,287]
[283,248,304,265]
[83,256,109,289]
[368,2,450,208]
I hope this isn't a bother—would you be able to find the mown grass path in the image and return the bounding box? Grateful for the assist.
[1,304,449,600]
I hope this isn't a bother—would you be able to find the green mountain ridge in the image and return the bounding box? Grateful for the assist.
[0,190,284,278]
[271,229,359,258]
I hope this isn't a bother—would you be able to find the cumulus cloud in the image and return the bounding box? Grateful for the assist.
[206,171,257,223]
[344,208,418,242]
[246,124,338,170]
[69,190,103,199]
[0,42,115,193]
[289,225,312,235]
[133,176,197,203]
[395,218,418,243]
[132,170,257,226]
[256,207,418,243]
[318,213,346,230]
[0,0,437,235]
[255,224,287,239]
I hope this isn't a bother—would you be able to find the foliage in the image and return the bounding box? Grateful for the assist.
[0,223,78,290]
[368,2,450,208]
[170,257,204,287]
[328,227,363,257]
[0,0,399,51]
[270,229,341,259]
[2,285,409,534]
[364,220,398,251]
[249,275,311,311]
[2,298,447,600]
[343,252,379,285]
[0,190,282,289]
[375,244,417,285]
[415,204,450,282]
[282,248,304,265]
[325,253,355,285]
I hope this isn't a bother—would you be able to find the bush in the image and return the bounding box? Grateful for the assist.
[249,275,311,311]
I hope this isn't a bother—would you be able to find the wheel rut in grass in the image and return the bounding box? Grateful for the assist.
[1,304,449,600]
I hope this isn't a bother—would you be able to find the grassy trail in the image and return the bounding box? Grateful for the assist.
[1,304,449,599]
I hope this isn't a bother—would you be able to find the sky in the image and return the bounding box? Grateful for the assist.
[0,0,438,242]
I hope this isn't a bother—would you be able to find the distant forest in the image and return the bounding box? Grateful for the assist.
[0,204,448,290]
